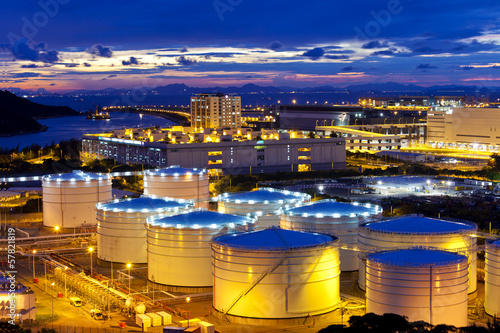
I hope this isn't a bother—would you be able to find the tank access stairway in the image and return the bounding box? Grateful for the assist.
[222,249,291,315]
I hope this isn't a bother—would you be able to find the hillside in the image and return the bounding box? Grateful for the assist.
[0,90,78,136]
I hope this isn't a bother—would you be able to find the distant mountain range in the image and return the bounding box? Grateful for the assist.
[7,82,498,97]
[0,90,78,137]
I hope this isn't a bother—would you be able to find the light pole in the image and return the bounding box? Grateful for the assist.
[126,263,132,294]
[32,250,37,280]
[51,282,55,318]
[186,297,191,327]
[88,247,94,277]
[64,266,68,299]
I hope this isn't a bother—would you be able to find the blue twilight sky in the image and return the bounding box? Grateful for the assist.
[1,0,500,91]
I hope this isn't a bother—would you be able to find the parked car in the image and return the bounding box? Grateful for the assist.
[90,309,103,320]
[69,297,82,307]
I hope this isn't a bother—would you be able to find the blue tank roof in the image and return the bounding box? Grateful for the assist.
[44,170,110,181]
[219,188,308,203]
[146,165,206,176]
[213,227,336,250]
[364,216,476,234]
[148,210,253,228]
[492,240,500,247]
[98,196,191,212]
[284,200,380,217]
[367,248,467,266]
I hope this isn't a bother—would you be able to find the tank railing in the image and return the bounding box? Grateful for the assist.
[281,225,362,236]
[358,245,475,264]
[365,214,476,227]
[222,249,292,315]
[212,238,337,251]
[216,188,310,202]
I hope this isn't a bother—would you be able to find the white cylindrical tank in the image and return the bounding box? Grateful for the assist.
[358,215,477,293]
[143,166,209,209]
[42,170,112,229]
[366,248,469,327]
[485,239,500,316]
[96,196,193,264]
[212,228,340,321]
[146,210,255,291]
[217,188,310,229]
[280,200,382,271]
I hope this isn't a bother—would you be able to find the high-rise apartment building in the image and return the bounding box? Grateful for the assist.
[190,93,241,129]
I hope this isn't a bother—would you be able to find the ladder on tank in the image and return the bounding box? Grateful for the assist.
[222,249,291,315]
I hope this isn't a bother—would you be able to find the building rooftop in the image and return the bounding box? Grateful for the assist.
[371,176,431,185]
[147,210,254,229]
[213,227,336,250]
[43,170,110,182]
[218,188,309,203]
[283,199,381,218]
[363,216,477,234]
[97,196,192,212]
[144,165,207,176]
[367,248,467,266]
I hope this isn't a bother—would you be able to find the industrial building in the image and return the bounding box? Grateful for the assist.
[143,166,209,209]
[96,196,193,264]
[275,104,361,130]
[280,200,382,271]
[146,210,255,292]
[364,176,437,194]
[427,106,500,151]
[0,273,36,323]
[485,239,500,316]
[190,93,241,129]
[42,170,112,229]
[365,248,469,327]
[217,188,310,228]
[358,215,477,293]
[81,131,346,175]
[211,228,340,325]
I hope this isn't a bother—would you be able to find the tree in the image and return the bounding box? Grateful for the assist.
[307,131,316,139]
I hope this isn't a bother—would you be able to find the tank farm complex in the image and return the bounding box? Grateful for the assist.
[2,165,500,331]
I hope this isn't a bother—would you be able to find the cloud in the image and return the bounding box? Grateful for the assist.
[342,66,357,71]
[460,66,474,70]
[416,63,437,69]
[65,63,79,68]
[122,57,139,66]
[176,55,197,66]
[324,55,349,60]
[362,41,389,49]
[266,41,283,51]
[21,64,39,68]
[179,46,189,53]
[83,63,92,67]
[11,72,41,78]
[86,44,113,58]
[302,47,324,60]
[11,39,59,63]
[109,74,117,77]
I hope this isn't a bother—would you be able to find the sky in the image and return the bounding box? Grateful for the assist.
[1,0,500,91]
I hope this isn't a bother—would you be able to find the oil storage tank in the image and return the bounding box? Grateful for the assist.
[42,170,112,229]
[146,210,255,292]
[365,248,469,327]
[96,196,193,264]
[212,228,341,325]
[358,215,477,292]
[280,200,382,271]
[143,166,209,209]
[485,239,500,316]
[217,188,310,229]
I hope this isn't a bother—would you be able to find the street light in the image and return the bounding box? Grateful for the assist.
[64,266,68,299]
[88,247,94,277]
[126,263,132,294]
[186,297,191,327]
[54,226,60,232]
[32,250,37,280]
